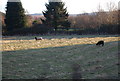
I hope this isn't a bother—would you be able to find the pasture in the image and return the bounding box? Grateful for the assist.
[2,35,120,79]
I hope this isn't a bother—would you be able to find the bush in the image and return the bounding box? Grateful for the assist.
[98,24,118,34]
[3,24,50,36]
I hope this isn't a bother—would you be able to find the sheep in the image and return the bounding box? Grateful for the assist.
[96,40,104,46]
[35,37,43,40]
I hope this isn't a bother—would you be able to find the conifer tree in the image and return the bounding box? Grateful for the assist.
[5,0,26,31]
[42,1,70,31]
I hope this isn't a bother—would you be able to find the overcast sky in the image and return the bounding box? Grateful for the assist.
[0,0,119,14]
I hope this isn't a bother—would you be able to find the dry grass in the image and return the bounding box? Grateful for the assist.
[2,35,119,51]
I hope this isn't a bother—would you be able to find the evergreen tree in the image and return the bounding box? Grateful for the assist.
[5,0,26,31]
[42,1,70,31]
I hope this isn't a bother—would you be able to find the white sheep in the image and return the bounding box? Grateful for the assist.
[35,37,43,40]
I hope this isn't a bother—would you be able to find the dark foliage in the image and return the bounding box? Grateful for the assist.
[3,24,49,36]
[42,1,70,31]
[98,24,118,34]
[5,0,26,32]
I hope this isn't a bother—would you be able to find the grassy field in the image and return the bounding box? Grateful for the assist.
[2,35,120,79]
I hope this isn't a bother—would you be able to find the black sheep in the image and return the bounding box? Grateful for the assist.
[96,40,104,46]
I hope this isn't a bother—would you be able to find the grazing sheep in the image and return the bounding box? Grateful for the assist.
[96,40,104,46]
[35,37,43,40]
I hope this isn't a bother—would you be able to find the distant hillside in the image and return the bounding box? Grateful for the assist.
[29,12,97,18]
[30,13,43,16]
[28,13,43,18]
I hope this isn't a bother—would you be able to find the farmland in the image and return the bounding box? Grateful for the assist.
[2,35,120,79]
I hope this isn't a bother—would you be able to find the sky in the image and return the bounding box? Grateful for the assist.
[0,0,119,14]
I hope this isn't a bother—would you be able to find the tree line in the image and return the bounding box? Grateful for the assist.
[2,0,119,35]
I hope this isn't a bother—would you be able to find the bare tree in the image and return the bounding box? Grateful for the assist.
[106,2,118,24]
[107,2,117,11]
[97,4,108,27]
